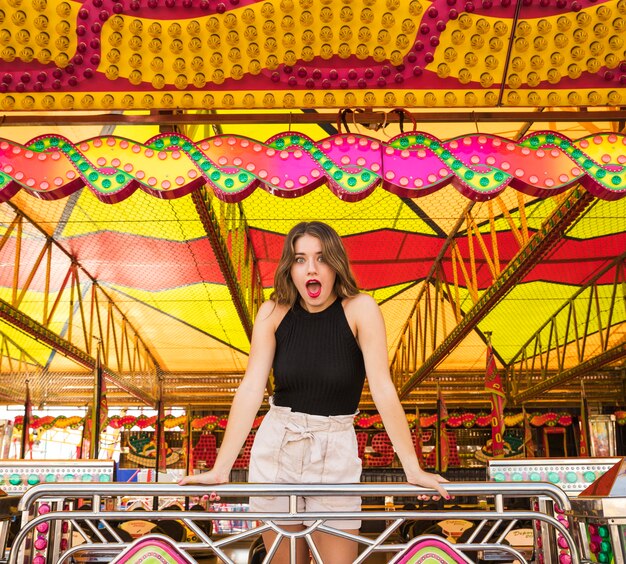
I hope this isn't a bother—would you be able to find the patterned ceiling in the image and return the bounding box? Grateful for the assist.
[0,0,624,411]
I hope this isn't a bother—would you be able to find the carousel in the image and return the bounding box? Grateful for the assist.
[0,0,624,561]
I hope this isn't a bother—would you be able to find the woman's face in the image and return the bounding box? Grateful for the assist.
[290,234,337,312]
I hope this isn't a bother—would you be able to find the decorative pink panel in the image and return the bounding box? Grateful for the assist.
[0,132,624,204]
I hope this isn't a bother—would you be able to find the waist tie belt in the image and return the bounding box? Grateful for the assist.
[267,398,357,465]
[284,421,324,464]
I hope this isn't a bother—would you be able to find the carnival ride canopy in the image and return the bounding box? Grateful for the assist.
[0,0,624,411]
[0,114,623,411]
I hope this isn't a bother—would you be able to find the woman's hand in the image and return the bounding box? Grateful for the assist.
[178,469,229,486]
[405,469,450,501]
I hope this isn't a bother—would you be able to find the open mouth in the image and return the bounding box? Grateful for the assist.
[305,279,322,298]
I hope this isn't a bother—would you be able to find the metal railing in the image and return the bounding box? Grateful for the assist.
[9,481,579,563]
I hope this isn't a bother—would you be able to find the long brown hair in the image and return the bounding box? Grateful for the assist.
[271,222,360,306]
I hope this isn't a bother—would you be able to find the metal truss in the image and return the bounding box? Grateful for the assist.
[391,192,531,392]
[510,254,626,404]
[0,206,158,405]
[366,372,621,409]
[394,187,595,399]
[191,186,271,394]
[174,113,264,342]
[192,188,264,341]
[0,329,42,372]
[3,109,625,127]
[0,329,42,401]
[167,118,268,394]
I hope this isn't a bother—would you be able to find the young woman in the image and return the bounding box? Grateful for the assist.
[180,221,449,562]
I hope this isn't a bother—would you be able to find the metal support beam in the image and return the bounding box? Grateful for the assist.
[0,329,43,370]
[0,298,154,405]
[507,255,625,397]
[165,117,261,337]
[391,195,529,390]
[191,185,274,394]
[0,110,625,127]
[398,187,595,399]
[390,124,536,391]
[191,188,259,340]
[1,203,161,401]
[512,341,626,404]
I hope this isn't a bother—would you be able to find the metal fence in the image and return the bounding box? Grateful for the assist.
[9,481,579,563]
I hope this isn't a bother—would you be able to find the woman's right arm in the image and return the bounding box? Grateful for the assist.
[179,301,278,485]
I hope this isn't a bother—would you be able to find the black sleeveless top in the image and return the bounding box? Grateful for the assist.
[272,298,366,416]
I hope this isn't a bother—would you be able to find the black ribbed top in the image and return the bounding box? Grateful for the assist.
[272,298,365,416]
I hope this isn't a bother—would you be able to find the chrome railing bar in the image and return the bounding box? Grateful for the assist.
[456,542,529,563]
[351,524,397,564]
[494,493,505,512]
[212,523,272,547]
[58,542,131,564]
[465,518,488,543]
[179,517,213,544]
[67,519,94,544]
[84,517,108,543]
[17,482,573,511]
[11,508,570,525]
[290,528,297,563]
[264,528,282,562]
[99,518,124,542]
[198,521,270,563]
[495,519,518,544]
[313,523,390,564]
[482,519,503,543]
[305,532,322,564]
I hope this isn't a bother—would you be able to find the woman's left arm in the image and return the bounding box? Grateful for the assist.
[353,294,450,499]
